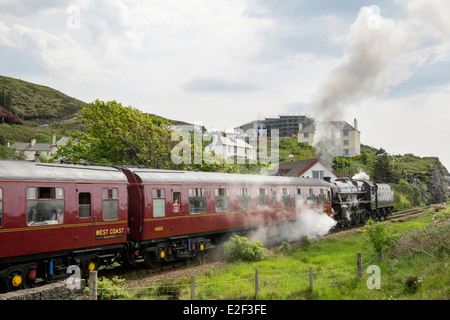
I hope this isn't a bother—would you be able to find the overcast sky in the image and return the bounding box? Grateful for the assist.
[1,0,449,170]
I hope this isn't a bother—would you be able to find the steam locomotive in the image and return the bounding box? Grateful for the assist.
[0,161,393,292]
[329,177,394,227]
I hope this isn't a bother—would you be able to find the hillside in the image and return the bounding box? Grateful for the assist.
[0,75,88,121]
[278,139,450,209]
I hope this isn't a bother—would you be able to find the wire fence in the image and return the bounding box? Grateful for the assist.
[89,251,379,300]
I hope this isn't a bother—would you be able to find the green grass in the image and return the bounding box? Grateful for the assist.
[120,212,448,300]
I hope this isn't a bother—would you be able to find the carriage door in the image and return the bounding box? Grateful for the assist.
[169,185,183,236]
[76,184,94,247]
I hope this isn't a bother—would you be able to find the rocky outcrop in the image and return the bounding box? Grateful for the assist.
[410,158,450,205]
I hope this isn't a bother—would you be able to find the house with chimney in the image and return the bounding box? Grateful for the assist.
[298,118,361,157]
[8,135,69,161]
[205,135,256,162]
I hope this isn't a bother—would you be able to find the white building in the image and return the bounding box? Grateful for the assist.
[270,158,341,181]
[205,135,257,162]
[298,119,361,157]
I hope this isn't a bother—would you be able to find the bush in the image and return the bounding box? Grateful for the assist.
[391,221,449,257]
[90,276,132,300]
[223,235,267,262]
[363,219,400,258]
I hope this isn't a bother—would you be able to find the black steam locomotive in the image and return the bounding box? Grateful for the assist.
[328,177,394,227]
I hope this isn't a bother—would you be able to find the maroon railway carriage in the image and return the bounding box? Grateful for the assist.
[122,168,332,267]
[0,161,333,292]
[0,161,128,292]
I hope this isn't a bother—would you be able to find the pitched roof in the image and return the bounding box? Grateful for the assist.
[271,158,341,178]
[10,142,53,151]
[210,136,254,149]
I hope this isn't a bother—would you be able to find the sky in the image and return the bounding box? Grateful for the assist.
[0,0,449,170]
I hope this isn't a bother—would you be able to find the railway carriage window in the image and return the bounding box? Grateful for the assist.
[272,191,278,206]
[79,193,91,218]
[152,188,166,218]
[318,189,326,205]
[0,188,2,227]
[257,188,268,209]
[295,189,304,207]
[215,188,230,212]
[26,187,64,226]
[306,189,316,206]
[237,188,250,211]
[188,188,206,214]
[102,188,119,220]
[281,188,290,207]
[172,192,181,213]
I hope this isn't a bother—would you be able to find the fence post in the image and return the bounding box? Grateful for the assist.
[89,270,97,300]
[357,252,363,278]
[191,276,195,300]
[309,267,313,292]
[255,268,259,300]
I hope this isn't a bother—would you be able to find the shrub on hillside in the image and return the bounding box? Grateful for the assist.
[363,219,400,259]
[224,235,267,262]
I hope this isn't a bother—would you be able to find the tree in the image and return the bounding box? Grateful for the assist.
[56,100,176,168]
[373,153,397,183]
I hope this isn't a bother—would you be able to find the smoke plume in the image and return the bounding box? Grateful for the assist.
[310,5,440,162]
[248,207,337,245]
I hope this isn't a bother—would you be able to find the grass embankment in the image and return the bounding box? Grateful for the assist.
[110,208,448,300]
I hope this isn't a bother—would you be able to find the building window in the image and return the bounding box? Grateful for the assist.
[215,188,230,212]
[152,188,166,218]
[312,170,324,179]
[343,140,349,146]
[237,188,251,211]
[189,188,206,214]
[343,149,349,155]
[27,187,64,225]
[304,132,309,138]
[103,188,119,220]
[343,130,349,136]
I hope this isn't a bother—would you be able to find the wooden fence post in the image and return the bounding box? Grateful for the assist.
[191,276,195,300]
[357,252,363,278]
[255,268,259,300]
[309,267,313,292]
[89,270,97,300]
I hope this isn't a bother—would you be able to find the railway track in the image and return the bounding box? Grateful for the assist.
[1,205,434,298]
[388,206,431,220]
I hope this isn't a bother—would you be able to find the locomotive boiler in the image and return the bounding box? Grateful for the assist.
[329,177,394,227]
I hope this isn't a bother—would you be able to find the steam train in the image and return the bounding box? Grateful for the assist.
[0,161,393,292]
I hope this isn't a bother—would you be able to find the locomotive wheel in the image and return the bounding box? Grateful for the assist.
[143,252,162,268]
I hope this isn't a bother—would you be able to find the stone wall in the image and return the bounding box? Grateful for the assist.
[0,279,85,300]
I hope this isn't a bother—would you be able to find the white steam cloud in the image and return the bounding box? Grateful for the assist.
[352,169,370,180]
[311,3,450,162]
[248,206,337,245]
